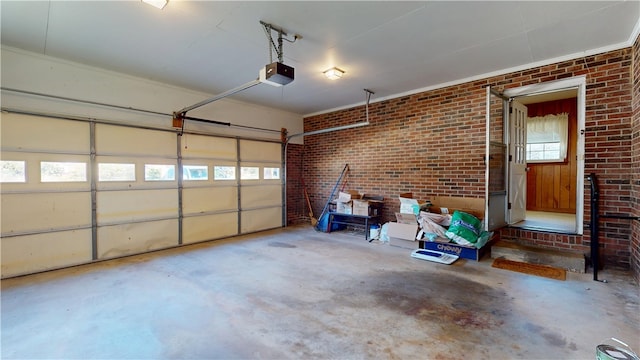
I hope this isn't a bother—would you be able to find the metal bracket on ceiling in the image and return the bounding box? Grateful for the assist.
[364,89,375,122]
[260,20,300,64]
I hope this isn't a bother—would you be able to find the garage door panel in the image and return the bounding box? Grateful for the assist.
[182,135,236,160]
[239,162,281,186]
[97,189,178,224]
[96,124,176,157]
[97,219,178,259]
[95,156,178,190]
[241,185,282,209]
[1,113,90,153]
[1,229,92,278]
[182,213,238,244]
[239,140,281,161]
[1,192,91,235]
[1,152,92,192]
[183,187,237,214]
[241,207,281,233]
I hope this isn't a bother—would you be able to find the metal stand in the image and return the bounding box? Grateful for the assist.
[587,173,601,281]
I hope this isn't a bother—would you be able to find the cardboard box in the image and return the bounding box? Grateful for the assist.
[338,191,361,202]
[352,199,370,216]
[391,237,420,250]
[422,239,489,261]
[399,193,430,215]
[429,196,484,219]
[333,191,361,214]
[336,201,352,214]
[416,196,490,259]
[362,195,384,216]
[387,222,419,249]
[395,212,417,224]
[388,222,418,239]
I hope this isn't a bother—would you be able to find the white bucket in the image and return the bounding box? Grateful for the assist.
[369,225,380,240]
[596,338,639,360]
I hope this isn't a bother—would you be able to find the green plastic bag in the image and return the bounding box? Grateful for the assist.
[445,211,483,246]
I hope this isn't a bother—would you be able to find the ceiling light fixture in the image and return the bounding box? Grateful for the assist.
[141,0,168,9]
[324,67,344,80]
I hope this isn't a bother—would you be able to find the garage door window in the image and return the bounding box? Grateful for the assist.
[240,167,259,180]
[1,160,26,183]
[41,161,87,182]
[144,164,175,181]
[214,166,235,180]
[263,167,280,179]
[99,163,136,181]
[183,165,208,181]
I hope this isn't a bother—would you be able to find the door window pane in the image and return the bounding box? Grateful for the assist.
[526,143,561,161]
[144,164,175,181]
[99,163,136,181]
[41,162,87,182]
[1,160,26,183]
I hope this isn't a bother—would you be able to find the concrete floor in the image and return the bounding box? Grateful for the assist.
[1,225,639,359]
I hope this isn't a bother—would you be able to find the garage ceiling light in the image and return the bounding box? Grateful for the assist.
[142,0,168,9]
[324,67,344,80]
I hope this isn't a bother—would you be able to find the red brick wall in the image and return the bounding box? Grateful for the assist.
[286,143,308,225]
[631,33,640,283]
[304,87,487,214]
[299,47,635,269]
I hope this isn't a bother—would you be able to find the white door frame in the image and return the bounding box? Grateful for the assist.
[503,76,586,235]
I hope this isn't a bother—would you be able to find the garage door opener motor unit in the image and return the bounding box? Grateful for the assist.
[259,62,294,87]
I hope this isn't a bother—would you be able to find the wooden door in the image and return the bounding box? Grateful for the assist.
[525,98,577,213]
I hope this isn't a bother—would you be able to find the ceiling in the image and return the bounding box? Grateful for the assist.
[1,1,639,116]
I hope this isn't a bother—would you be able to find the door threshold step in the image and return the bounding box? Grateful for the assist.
[491,240,586,273]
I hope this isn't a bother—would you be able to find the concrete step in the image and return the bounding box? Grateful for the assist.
[491,240,586,273]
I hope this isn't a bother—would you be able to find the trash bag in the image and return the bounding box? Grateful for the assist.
[419,211,452,227]
[475,230,493,249]
[417,214,448,238]
[379,223,390,243]
[445,211,483,246]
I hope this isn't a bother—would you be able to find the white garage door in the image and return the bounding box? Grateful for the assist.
[181,134,239,244]
[1,114,92,276]
[1,114,283,278]
[239,140,283,233]
[95,124,179,259]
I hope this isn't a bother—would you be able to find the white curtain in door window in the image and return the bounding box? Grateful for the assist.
[527,113,569,160]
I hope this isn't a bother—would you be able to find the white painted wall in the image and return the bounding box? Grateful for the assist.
[0,46,304,144]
